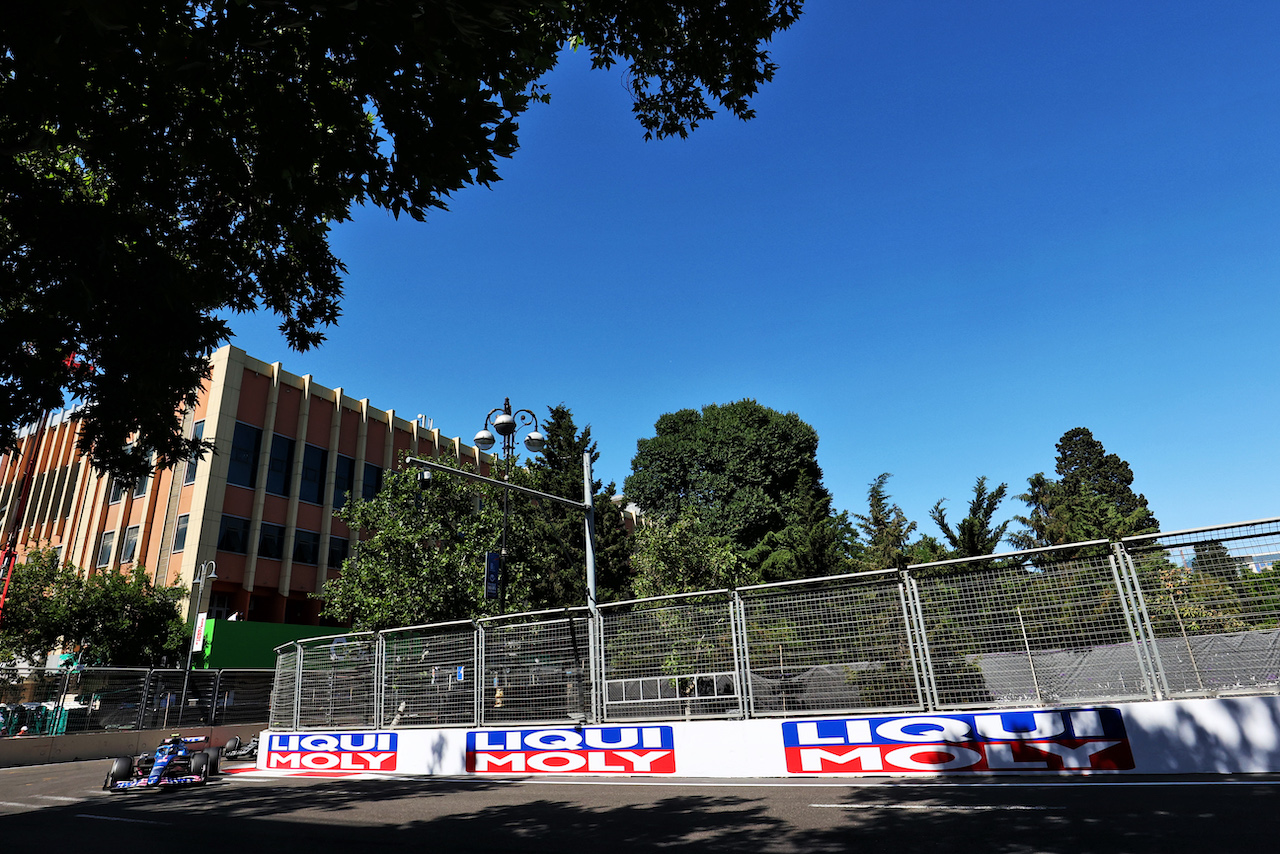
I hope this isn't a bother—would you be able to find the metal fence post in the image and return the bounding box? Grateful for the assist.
[374,632,386,731]
[474,622,484,727]
[1107,548,1160,701]
[903,572,939,711]
[732,594,747,722]
[1112,543,1169,700]
[896,573,928,712]
[587,608,601,724]
[136,669,152,731]
[210,668,222,726]
[292,641,303,731]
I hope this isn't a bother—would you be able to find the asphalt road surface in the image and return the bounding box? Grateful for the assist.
[1,760,1275,853]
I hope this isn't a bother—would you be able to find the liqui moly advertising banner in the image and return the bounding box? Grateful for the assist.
[266,732,399,772]
[466,726,676,774]
[782,708,1134,774]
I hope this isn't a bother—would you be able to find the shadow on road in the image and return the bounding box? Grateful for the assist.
[2,766,1277,853]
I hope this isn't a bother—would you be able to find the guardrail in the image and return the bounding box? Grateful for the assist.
[270,517,1280,730]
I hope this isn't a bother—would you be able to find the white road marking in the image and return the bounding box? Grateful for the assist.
[811,803,1048,811]
[34,795,80,802]
[0,801,47,809]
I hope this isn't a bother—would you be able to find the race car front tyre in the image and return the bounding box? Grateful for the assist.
[190,752,209,781]
[104,756,132,790]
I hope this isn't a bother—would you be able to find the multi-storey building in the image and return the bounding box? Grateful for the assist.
[0,345,488,625]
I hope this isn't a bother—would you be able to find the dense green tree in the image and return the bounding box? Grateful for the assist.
[625,399,833,554]
[1054,427,1160,530]
[744,471,859,582]
[1010,428,1160,549]
[853,473,916,571]
[930,476,1011,558]
[630,511,753,599]
[519,405,632,606]
[319,451,548,630]
[1,0,803,482]
[1190,540,1245,591]
[0,549,186,666]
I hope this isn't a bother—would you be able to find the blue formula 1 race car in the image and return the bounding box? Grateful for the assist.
[103,735,224,792]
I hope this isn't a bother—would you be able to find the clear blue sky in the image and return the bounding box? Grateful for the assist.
[225,0,1280,538]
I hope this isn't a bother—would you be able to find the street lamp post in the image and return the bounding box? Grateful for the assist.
[474,399,545,608]
[178,560,217,727]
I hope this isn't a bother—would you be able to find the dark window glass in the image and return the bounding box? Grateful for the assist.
[228,423,262,488]
[172,514,190,553]
[266,435,295,496]
[217,516,251,554]
[258,523,285,560]
[96,531,115,567]
[300,445,328,504]
[333,455,355,509]
[184,421,204,485]
[119,525,140,563]
[109,478,127,504]
[293,530,320,565]
[208,592,232,621]
[133,474,148,499]
[362,463,383,501]
[327,536,349,568]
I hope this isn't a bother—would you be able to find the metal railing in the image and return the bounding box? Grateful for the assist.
[0,667,274,736]
[271,517,1280,730]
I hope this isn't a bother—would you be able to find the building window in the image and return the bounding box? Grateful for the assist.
[258,523,286,561]
[327,536,349,568]
[266,435,295,496]
[334,455,355,509]
[300,445,328,505]
[293,530,320,565]
[217,515,251,554]
[184,421,204,485]
[208,592,233,621]
[133,474,148,499]
[172,514,190,553]
[119,525,141,563]
[228,423,262,489]
[109,478,127,504]
[96,531,115,567]
[362,463,383,501]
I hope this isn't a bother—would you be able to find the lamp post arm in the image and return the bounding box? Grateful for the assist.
[405,457,590,510]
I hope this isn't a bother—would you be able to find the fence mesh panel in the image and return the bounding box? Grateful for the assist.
[740,574,925,716]
[0,667,271,736]
[480,614,591,726]
[599,594,740,721]
[381,624,476,727]
[1124,520,1280,697]
[0,668,68,735]
[213,669,275,725]
[296,635,377,730]
[142,669,219,728]
[912,551,1150,708]
[268,519,1280,731]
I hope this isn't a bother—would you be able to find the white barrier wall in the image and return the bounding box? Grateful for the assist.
[257,696,1280,777]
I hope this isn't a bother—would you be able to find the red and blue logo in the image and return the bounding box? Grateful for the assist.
[266,732,398,772]
[467,726,676,774]
[783,708,1134,774]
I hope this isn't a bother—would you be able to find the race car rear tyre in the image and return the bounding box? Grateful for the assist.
[205,749,220,776]
[104,756,132,790]
[224,736,241,755]
[190,752,209,780]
